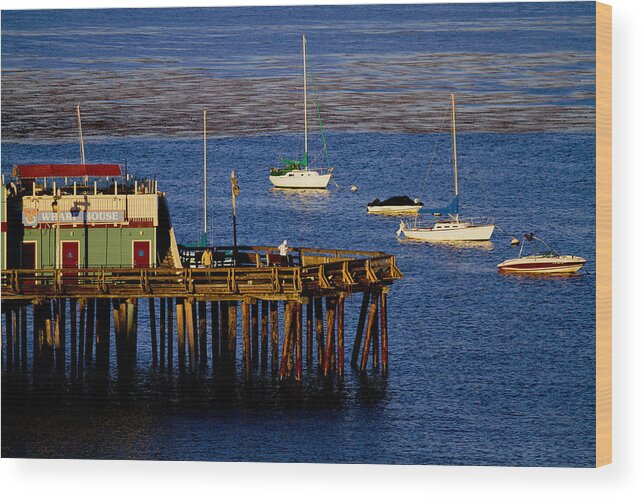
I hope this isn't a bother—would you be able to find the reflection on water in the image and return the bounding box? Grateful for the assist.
[398,238,495,251]
[270,187,333,197]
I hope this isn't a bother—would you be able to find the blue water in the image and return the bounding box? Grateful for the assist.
[1,3,596,466]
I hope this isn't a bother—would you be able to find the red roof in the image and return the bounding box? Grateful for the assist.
[14,164,122,179]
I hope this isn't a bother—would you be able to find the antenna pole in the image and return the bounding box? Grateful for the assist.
[203,109,207,245]
[76,104,86,164]
[451,94,459,221]
[303,33,308,166]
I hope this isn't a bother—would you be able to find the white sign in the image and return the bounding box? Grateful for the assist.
[22,209,125,226]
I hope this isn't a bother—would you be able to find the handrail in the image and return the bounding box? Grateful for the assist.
[1,252,401,299]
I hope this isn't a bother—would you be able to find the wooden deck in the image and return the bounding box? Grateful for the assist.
[1,245,403,302]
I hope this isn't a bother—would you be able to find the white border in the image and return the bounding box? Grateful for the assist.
[1,0,641,497]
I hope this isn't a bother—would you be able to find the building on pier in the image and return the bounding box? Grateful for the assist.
[1,164,179,271]
[2,162,403,380]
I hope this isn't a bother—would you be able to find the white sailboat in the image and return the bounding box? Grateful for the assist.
[397,94,495,242]
[269,34,333,189]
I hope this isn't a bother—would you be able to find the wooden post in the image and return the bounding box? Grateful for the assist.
[260,300,268,373]
[12,305,20,369]
[251,302,259,370]
[242,301,251,377]
[279,302,294,380]
[20,304,28,371]
[360,297,378,372]
[33,302,44,370]
[167,298,174,370]
[295,302,303,381]
[306,300,313,366]
[159,297,166,370]
[53,299,62,371]
[5,305,13,371]
[176,299,185,372]
[37,302,49,370]
[372,292,379,369]
[219,301,229,369]
[287,303,296,377]
[380,291,389,374]
[60,298,67,370]
[315,297,324,367]
[149,298,158,367]
[228,302,237,372]
[337,296,345,378]
[78,299,86,378]
[270,300,279,376]
[125,298,138,370]
[185,299,196,370]
[351,291,370,368]
[323,298,336,376]
[45,306,54,371]
[70,298,77,378]
[211,301,219,369]
[85,298,95,365]
[95,299,110,371]
[113,299,122,368]
[198,300,207,368]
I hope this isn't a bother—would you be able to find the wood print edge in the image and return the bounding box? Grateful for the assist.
[595,0,612,468]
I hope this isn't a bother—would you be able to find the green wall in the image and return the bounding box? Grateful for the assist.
[22,226,156,269]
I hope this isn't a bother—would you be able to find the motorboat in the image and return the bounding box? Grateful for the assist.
[497,233,587,274]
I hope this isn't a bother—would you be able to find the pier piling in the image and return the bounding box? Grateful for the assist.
[176,299,185,371]
[2,246,401,383]
[211,300,219,368]
[167,298,174,370]
[199,300,207,368]
[380,291,389,374]
[242,301,251,378]
[337,296,345,378]
[149,298,158,368]
[315,297,324,368]
[260,300,268,373]
[270,301,279,377]
[159,297,166,369]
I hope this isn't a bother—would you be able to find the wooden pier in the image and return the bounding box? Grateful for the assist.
[1,245,402,381]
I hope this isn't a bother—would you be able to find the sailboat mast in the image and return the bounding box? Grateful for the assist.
[76,104,85,164]
[451,94,459,221]
[203,109,207,243]
[303,33,308,166]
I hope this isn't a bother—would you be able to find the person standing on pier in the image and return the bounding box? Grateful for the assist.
[201,248,213,268]
[279,240,289,266]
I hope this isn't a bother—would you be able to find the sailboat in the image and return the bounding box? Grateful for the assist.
[397,94,495,242]
[269,34,333,189]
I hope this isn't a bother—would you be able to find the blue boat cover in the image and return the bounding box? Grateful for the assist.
[420,195,459,216]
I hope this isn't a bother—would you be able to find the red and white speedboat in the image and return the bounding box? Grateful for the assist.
[497,234,587,274]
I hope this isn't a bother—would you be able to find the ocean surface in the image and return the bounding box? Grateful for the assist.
[1,3,596,466]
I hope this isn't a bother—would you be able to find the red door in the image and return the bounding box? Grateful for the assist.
[62,241,80,285]
[62,241,79,268]
[133,241,151,268]
[22,242,36,269]
[22,242,37,287]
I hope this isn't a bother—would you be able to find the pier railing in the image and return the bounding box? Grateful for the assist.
[1,246,402,301]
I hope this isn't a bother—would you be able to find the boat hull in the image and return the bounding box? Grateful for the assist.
[367,205,422,215]
[497,256,587,274]
[402,224,495,241]
[269,170,331,189]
